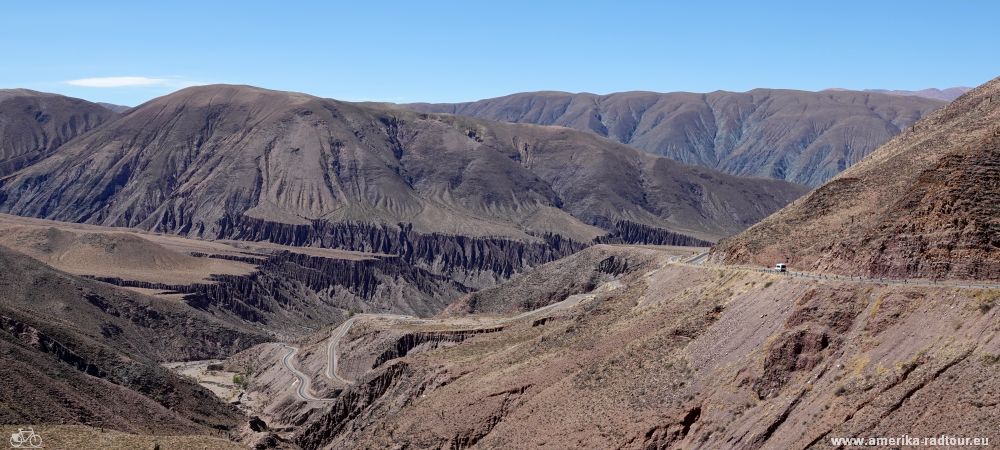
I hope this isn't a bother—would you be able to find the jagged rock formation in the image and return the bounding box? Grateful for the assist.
[405,89,944,186]
[593,220,712,247]
[215,216,588,287]
[713,75,1000,281]
[91,249,473,331]
[0,89,117,176]
[371,327,504,370]
[0,213,586,335]
[0,246,263,434]
[0,84,805,244]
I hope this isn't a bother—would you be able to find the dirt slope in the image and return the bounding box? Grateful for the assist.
[0,223,254,284]
[713,75,1000,281]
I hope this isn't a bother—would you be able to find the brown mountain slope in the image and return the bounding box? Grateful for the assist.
[712,76,1000,281]
[0,85,805,244]
[0,245,264,434]
[405,89,944,186]
[0,89,118,176]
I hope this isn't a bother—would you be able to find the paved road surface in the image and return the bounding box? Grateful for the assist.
[280,344,335,402]
[326,313,431,386]
[684,252,710,265]
[734,266,1000,290]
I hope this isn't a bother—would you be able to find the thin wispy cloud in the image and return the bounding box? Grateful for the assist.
[65,76,208,89]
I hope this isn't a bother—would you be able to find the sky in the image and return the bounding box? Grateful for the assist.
[2,1,998,106]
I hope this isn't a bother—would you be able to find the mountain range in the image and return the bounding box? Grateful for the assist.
[863,87,971,102]
[0,85,805,245]
[405,89,945,186]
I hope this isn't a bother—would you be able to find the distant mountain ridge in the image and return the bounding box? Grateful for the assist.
[864,87,971,102]
[0,89,118,177]
[96,101,132,113]
[0,84,806,245]
[405,89,945,186]
[823,87,971,102]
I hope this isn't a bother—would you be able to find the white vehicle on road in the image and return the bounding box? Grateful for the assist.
[775,263,787,272]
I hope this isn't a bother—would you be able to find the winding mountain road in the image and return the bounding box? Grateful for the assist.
[279,344,335,402]
[279,281,615,402]
[324,296,596,387]
[326,313,432,386]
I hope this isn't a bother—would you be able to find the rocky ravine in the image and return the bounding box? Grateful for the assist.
[405,89,945,186]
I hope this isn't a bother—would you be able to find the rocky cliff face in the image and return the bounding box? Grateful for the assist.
[406,89,944,186]
[0,89,117,176]
[215,216,588,285]
[88,228,588,334]
[0,84,805,243]
[713,76,1000,281]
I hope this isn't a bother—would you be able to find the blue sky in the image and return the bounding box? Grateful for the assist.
[2,1,997,106]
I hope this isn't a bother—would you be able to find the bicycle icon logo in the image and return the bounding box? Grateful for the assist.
[8,427,42,448]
